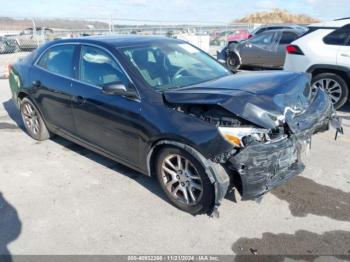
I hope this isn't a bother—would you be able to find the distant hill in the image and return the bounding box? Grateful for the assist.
[235,9,320,24]
[0,17,110,31]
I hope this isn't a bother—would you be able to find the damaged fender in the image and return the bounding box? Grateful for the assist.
[147,140,230,215]
[225,84,340,200]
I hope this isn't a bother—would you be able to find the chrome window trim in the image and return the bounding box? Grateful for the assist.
[33,42,141,101]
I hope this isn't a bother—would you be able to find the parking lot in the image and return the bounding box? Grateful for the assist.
[1,63,350,259]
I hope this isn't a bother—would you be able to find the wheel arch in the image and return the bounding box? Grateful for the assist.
[18,93,50,130]
[227,40,239,45]
[307,64,350,86]
[146,139,230,216]
[17,91,28,100]
[16,90,29,107]
[228,49,242,61]
[147,139,209,178]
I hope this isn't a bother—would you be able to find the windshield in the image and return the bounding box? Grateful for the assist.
[121,42,230,91]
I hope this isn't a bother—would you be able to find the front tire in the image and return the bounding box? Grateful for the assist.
[311,73,349,110]
[20,97,51,141]
[226,52,241,72]
[155,146,215,215]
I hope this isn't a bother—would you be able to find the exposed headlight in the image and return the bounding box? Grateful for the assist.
[218,126,270,148]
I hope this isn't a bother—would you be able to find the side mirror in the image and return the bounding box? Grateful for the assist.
[102,82,138,99]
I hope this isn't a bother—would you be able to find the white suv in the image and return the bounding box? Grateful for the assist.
[284,18,350,109]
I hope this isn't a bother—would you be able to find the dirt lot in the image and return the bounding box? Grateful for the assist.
[0,74,350,258]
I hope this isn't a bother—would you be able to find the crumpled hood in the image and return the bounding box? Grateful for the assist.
[163,71,330,130]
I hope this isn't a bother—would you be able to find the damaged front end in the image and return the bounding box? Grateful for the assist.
[223,77,342,201]
[163,71,342,213]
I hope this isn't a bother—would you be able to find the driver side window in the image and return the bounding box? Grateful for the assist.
[79,45,129,87]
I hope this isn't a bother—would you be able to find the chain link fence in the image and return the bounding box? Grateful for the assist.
[0,17,256,78]
[0,17,257,53]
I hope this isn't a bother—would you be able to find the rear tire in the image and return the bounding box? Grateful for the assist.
[20,97,51,141]
[311,73,349,110]
[155,146,215,215]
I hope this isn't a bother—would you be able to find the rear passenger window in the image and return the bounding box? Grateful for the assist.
[324,24,350,45]
[37,45,75,78]
[280,32,299,44]
[79,45,129,87]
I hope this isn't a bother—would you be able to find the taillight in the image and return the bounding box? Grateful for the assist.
[248,34,253,39]
[286,45,304,55]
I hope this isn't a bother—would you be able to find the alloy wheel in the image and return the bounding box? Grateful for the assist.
[228,56,239,68]
[228,56,237,66]
[161,154,203,205]
[21,102,40,135]
[226,53,240,71]
[312,78,343,105]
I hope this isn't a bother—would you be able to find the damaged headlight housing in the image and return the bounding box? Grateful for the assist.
[218,126,270,148]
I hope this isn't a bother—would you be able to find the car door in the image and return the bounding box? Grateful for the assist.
[338,43,350,66]
[272,31,300,68]
[70,44,142,166]
[239,31,276,66]
[30,44,78,134]
[336,25,350,67]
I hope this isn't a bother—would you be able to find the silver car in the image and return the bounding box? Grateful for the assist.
[8,27,55,51]
[218,29,306,71]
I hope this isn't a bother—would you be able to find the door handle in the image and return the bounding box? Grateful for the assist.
[72,96,86,105]
[32,80,41,87]
[340,53,350,58]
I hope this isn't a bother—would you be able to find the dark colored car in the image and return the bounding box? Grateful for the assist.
[218,29,305,71]
[250,24,307,37]
[225,25,307,45]
[8,36,341,215]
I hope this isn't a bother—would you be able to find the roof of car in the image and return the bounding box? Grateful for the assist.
[256,24,306,28]
[334,17,350,21]
[259,28,306,34]
[309,19,350,28]
[54,35,181,48]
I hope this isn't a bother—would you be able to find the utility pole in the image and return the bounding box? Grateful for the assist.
[109,15,114,34]
[32,19,40,47]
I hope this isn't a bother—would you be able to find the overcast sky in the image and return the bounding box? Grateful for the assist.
[2,0,349,23]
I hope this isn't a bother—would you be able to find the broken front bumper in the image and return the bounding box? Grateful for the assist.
[225,88,340,200]
[227,134,307,200]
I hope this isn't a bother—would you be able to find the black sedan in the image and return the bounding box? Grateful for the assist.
[8,36,341,215]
